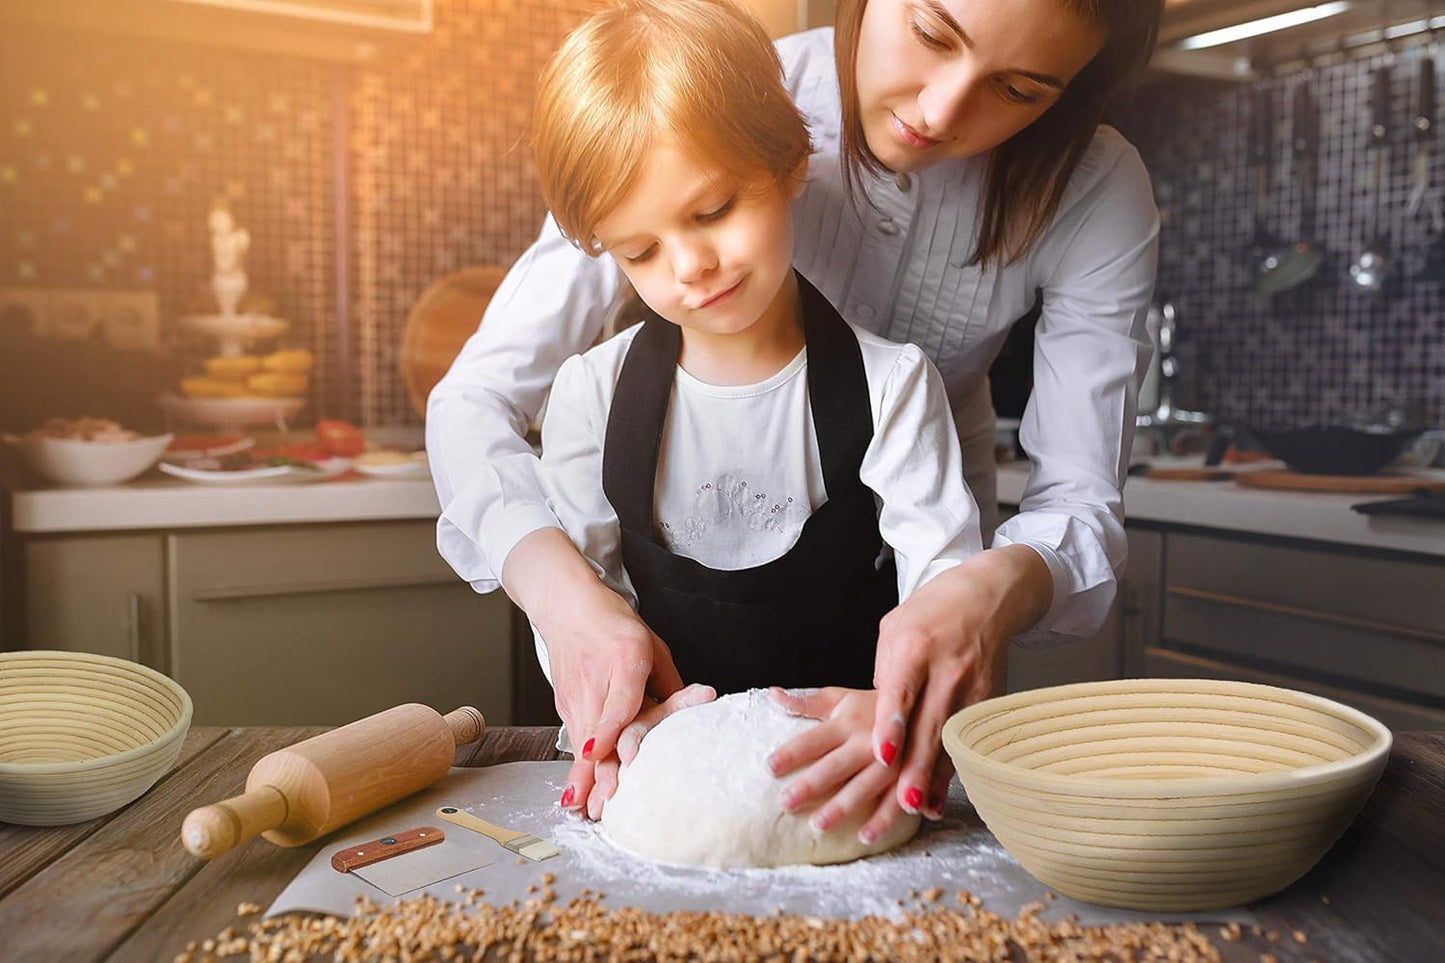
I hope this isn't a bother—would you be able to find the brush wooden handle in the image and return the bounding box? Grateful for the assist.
[181,704,485,859]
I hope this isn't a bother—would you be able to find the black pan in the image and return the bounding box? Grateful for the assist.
[1249,425,1422,475]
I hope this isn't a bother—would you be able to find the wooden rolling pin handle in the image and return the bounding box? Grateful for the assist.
[181,784,289,860]
[444,706,486,746]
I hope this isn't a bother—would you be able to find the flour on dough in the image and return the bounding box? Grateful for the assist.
[600,689,921,868]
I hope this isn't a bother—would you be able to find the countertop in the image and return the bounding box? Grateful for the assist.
[6,472,440,534]
[996,461,1445,558]
[0,726,1439,962]
[7,459,1444,558]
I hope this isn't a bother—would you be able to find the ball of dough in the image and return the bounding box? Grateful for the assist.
[600,689,921,868]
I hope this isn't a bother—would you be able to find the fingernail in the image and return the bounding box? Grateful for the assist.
[924,795,945,820]
[858,827,878,846]
[559,785,576,808]
[879,740,898,767]
[779,788,798,811]
[766,753,782,776]
[809,812,831,834]
[581,737,596,759]
[903,786,924,812]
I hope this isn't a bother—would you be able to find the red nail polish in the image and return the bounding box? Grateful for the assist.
[581,737,595,759]
[560,785,575,808]
[904,786,924,811]
[880,741,898,767]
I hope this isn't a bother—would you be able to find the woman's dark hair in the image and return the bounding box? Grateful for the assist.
[834,0,1161,267]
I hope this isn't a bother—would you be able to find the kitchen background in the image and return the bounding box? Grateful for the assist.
[2,0,1441,435]
[1,1,1442,734]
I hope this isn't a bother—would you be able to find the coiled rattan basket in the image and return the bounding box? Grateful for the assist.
[0,650,193,826]
[942,678,1391,911]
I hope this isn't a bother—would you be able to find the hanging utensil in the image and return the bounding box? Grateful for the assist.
[1257,78,1324,294]
[1348,65,1394,292]
[1409,29,1445,279]
[1244,86,1284,274]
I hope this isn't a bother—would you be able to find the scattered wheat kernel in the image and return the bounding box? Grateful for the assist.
[1320,894,1331,905]
[1266,930,1281,943]
[1293,930,1308,944]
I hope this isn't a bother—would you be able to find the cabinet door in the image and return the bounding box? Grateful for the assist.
[22,534,166,667]
[169,522,515,727]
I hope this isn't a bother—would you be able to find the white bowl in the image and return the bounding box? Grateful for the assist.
[0,651,193,826]
[5,432,173,487]
[943,678,1392,911]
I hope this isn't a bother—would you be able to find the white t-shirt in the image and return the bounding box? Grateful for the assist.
[536,322,983,612]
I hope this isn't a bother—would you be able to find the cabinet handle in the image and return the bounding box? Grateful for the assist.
[127,593,142,664]
[190,573,453,602]
[1166,585,1445,645]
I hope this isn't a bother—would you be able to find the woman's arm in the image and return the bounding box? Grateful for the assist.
[426,213,620,591]
[992,134,1160,642]
[871,135,1160,818]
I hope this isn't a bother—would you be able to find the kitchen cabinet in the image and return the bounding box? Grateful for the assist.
[11,518,518,728]
[168,521,512,727]
[21,533,167,668]
[1150,530,1445,731]
[1,0,430,62]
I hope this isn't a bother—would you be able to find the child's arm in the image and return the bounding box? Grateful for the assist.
[858,343,984,600]
[535,353,683,819]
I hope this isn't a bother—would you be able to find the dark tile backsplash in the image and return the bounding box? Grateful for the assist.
[1118,43,1444,430]
[3,7,1440,432]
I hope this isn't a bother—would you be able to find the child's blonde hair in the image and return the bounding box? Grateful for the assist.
[533,0,811,254]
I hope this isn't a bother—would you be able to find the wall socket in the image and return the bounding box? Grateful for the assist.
[0,287,161,352]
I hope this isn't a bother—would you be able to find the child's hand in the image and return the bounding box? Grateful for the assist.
[764,686,915,848]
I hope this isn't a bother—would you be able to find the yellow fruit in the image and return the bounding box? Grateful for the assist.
[203,355,261,380]
[181,376,249,399]
[261,348,314,373]
[246,372,308,397]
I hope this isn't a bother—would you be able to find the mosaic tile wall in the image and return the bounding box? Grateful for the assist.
[0,0,594,431]
[0,21,337,430]
[1117,42,1445,430]
[352,0,597,426]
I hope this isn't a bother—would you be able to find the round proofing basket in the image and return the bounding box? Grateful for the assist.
[0,651,194,826]
[942,678,1392,911]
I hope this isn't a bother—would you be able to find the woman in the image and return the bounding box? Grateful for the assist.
[428,0,1161,841]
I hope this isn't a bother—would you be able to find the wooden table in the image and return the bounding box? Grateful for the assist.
[1,727,1439,962]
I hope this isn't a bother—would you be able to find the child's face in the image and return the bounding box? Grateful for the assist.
[593,139,796,339]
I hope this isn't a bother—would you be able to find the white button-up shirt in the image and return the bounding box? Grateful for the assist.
[426,28,1159,643]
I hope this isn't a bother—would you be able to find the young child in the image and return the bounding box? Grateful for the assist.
[526,0,983,700]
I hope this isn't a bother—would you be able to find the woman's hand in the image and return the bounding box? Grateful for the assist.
[871,546,1054,819]
[501,528,685,817]
[575,682,720,820]
[765,687,913,848]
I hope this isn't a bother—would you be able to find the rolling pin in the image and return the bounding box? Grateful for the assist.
[181,704,485,859]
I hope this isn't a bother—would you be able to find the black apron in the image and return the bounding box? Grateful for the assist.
[601,272,898,695]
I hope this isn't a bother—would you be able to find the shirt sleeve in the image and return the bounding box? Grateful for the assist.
[992,139,1160,645]
[426,213,622,593]
[535,353,637,610]
[861,344,985,601]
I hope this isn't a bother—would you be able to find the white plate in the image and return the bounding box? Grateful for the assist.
[353,458,428,478]
[159,457,352,486]
[163,436,256,462]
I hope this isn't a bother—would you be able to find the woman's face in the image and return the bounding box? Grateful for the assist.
[855,0,1106,171]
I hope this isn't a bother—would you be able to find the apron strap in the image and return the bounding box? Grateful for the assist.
[797,272,875,494]
[602,316,679,534]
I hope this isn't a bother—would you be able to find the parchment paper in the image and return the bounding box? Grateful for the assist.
[268,761,1256,927]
